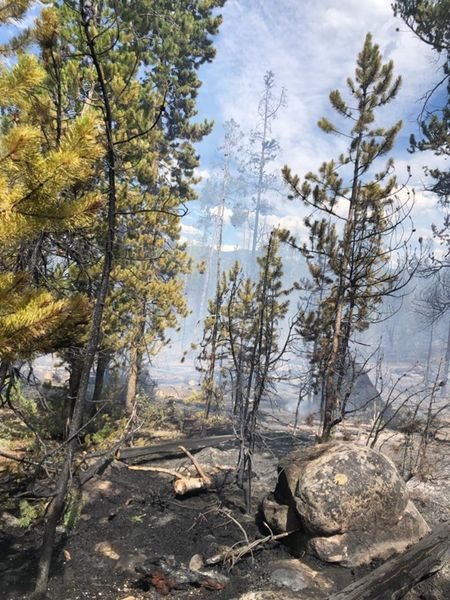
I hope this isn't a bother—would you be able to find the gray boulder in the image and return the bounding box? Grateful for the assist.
[263,442,429,567]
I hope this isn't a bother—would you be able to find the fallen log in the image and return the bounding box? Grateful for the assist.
[116,434,235,462]
[127,445,227,496]
[328,522,450,600]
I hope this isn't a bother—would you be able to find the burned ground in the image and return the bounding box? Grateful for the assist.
[1,425,449,600]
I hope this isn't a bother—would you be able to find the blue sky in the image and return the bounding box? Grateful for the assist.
[185,0,447,250]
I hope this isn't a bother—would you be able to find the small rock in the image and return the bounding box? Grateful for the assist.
[116,552,147,575]
[95,541,120,560]
[189,553,204,571]
[269,559,333,593]
[0,511,20,527]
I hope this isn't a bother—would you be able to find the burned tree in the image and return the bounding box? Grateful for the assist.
[198,231,292,510]
[248,71,286,258]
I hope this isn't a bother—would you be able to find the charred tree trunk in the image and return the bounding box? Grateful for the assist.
[0,360,9,395]
[65,352,84,435]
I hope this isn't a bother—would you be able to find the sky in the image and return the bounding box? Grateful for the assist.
[3,1,447,251]
[182,0,448,250]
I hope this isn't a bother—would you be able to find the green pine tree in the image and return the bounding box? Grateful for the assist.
[284,33,409,440]
[393,1,449,222]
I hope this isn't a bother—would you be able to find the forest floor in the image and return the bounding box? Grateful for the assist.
[0,404,449,600]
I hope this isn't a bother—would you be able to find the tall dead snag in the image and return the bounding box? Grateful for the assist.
[284,33,416,441]
[248,71,286,258]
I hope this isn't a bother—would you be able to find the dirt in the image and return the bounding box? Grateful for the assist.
[1,426,449,600]
[0,433,319,600]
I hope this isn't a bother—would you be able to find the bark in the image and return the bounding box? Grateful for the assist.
[125,342,141,416]
[328,523,450,600]
[441,316,450,395]
[116,434,235,462]
[125,306,146,416]
[89,349,111,415]
[66,353,83,426]
[0,361,9,395]
[321,303,343,440]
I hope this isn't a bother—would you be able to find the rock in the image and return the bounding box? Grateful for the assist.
[269,559,333,593]
[189,553,204,571]
[116,552,147,576]
[262,498,301,534]
[0,511,20,528]
[94,541,120,560]
[263,442,430,567]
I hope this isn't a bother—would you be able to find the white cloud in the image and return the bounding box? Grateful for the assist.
[180,223,201,238]
[264,213,308,240]
[194,168,210,181]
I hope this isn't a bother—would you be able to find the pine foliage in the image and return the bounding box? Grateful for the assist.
[0,32,100,360]
[283,34,409,439]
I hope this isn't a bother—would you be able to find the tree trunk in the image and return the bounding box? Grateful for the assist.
[65,353,83,435]
[251,102,268,258]
[328,523,450,600]
[125,304,146,416]
[88,349,111,418]
[441,316,450,395]
[0,360,9,393]
[32,5,117,597]
[321,302,343,440]
[125,343,142,416]
[425,321,434,388]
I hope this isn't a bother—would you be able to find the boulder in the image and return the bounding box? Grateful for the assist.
[263,442,429,567]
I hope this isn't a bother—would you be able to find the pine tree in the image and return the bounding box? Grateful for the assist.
[393,1,449,204]
[16,3,226,596]
[393,2,450,389]
[284,33,410,440]
[0,50,100,382]
[0,0,33,23]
